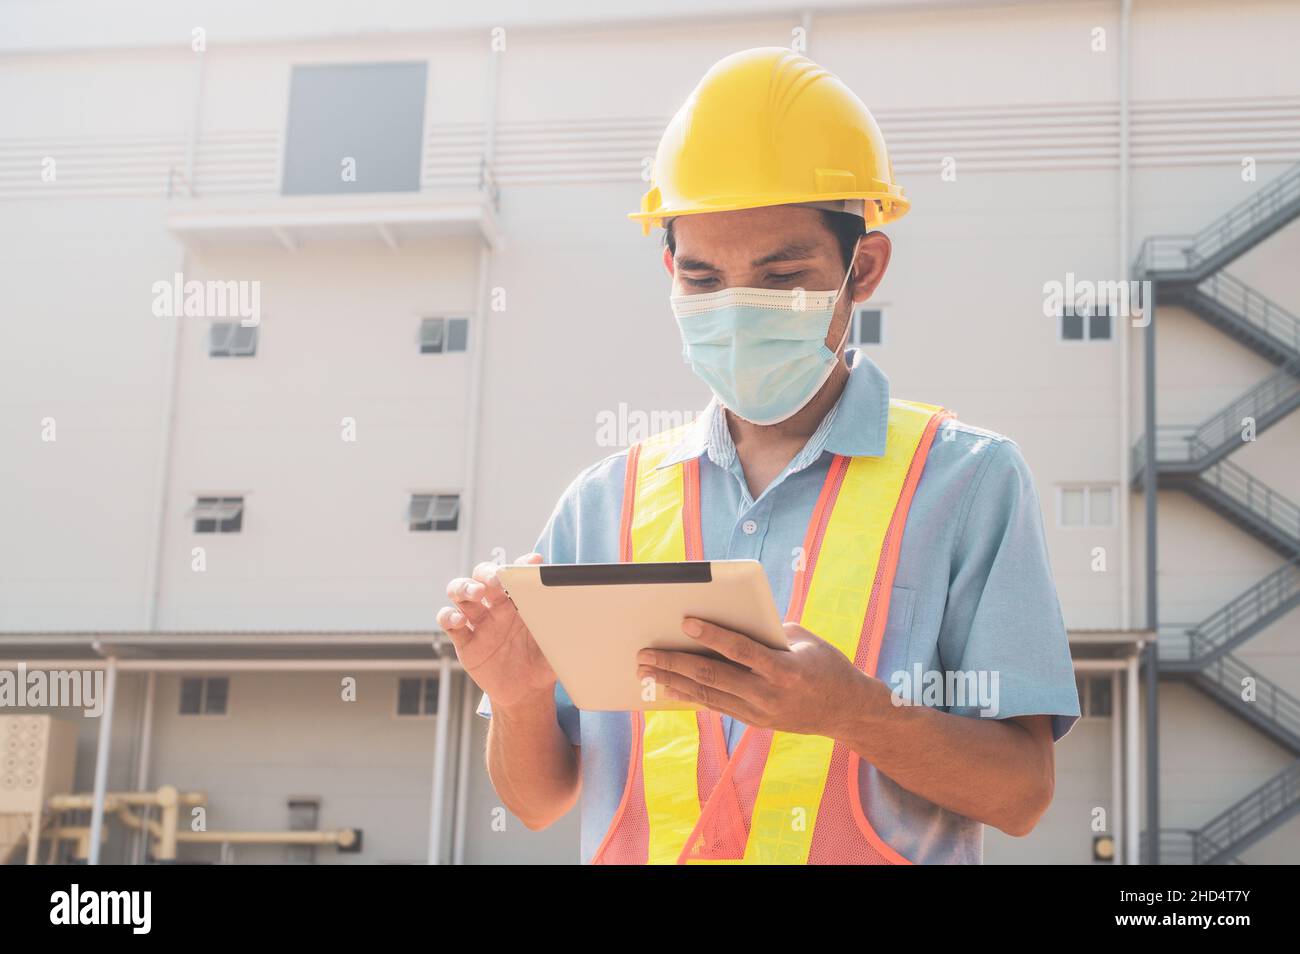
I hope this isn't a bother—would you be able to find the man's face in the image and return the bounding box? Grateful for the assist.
[664,205,891,353]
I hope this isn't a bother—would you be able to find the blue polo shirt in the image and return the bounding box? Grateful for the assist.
[478,348,1080,864]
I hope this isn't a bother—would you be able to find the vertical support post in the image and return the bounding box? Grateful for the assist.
[453,669,474,865]
[88,656,119,865]
[1111,669,1123,864]
[1126,648,1141,866]
[133,670,157,864]
[1144,640,1160,863]
[1142,282,1160,864]
[427,653,453,864]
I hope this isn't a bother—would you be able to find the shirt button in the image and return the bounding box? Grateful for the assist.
[742,519,758,535]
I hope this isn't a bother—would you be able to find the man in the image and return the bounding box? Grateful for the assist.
[438,47,1079,864]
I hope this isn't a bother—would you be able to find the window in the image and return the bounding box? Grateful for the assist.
[850,306,884,345]
[191,496,244,533]
[1060,302,1112,341]
[281,62,427,196]
[409,493,459,531]
[209,321,258,358]
[396,677,440,716]
[1075,674,1113,718]
[179,677,230,716]
[420,317,468,354]
[1058,485,1115,527]
[287,797,321,864]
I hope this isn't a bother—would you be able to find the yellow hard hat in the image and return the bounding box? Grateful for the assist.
[630,47,908,235]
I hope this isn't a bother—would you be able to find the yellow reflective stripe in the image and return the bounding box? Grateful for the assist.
[643,710,702,864]
[740,399,938,864]
[629,448,686,563]
[627,424,704,864]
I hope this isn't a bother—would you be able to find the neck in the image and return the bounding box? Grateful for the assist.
[725,349,851,454]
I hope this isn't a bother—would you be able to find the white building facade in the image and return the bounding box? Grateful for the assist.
[1,0,1297,864]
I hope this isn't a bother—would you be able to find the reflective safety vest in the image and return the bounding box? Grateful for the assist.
[592,398,953,865]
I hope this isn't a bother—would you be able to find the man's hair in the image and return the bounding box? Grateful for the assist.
[663,209,866,271]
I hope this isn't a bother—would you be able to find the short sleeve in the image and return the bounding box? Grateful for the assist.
[473,471,588,746]
[937,439,1081,742]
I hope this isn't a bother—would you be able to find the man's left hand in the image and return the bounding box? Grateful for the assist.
[636,617,885,738]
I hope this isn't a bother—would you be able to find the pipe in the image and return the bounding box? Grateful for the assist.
[456,46,501,581]
[1125,646,1140,865]
[0,658,460,672]
[453,669,474,864]
[1142,284,1160,865]
[50,791,206,810]
[1117,0,1132,631]
[1071,658,1133,671]
[132,670,156,864]
[87,655,118,865]
[1144,640,1160,863]
[144,53,205,630]
[1110,669,1123,864]
[427,653,453,864]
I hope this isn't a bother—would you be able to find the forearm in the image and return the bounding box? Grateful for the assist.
[835,674,1054,836]
[486,688,581,830]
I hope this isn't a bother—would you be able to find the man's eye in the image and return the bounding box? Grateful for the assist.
[682,276,718,288]
[768,271,806,283]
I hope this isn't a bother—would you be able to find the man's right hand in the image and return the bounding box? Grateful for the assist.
[437,553,557,711]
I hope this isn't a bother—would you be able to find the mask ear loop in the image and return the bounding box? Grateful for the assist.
[830,235,863,354]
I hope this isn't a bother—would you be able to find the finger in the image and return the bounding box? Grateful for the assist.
[681,618,782,677]
[637,650,764,702]
[474,562,515,606]
[650,671,763,722]
[445,577,492,626]
[471,552,543,604]
[436,605,473,650]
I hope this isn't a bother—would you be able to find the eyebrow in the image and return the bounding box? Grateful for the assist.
[675,242,822,272]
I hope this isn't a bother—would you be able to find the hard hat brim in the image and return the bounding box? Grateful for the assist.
[628,192,910,235]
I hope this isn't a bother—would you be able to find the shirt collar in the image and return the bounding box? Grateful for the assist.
[655,347,891,470]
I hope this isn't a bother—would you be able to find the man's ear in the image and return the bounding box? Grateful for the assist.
[849,231,891,304]
[662,245,675,276]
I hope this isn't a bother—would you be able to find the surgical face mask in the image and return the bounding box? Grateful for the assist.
[670,239,859,425]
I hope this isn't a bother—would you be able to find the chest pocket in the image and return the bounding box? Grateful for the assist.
[875,585,916,677]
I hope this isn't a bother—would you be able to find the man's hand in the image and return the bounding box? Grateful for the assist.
[636,616,1057,837]
[437,553,557,711]
[635,618,876,738]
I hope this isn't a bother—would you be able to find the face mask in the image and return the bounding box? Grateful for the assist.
[670,238,859,426]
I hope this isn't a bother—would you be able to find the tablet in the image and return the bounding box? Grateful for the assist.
[497,560,788,711]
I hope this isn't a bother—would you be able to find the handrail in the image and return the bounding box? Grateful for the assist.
[1195,272,1300,356]
[1198,457,1300,545]
[1190,358,1300,456]
[1133,161,1300,275]
[1185,163,1300,264]
[1197,653,1300,742]
[1190,559,1300,657]
[1133,359,1300,467]
[1198,762,1300,855]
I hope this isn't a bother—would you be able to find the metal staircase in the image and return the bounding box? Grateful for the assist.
[1134,162,1300,284]
[1145,763,1300,865]
[1132,160,1300,863]
[1167,273,1300,365]
[1164,648,1300,754]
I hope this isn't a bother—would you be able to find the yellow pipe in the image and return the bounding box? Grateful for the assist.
[44,784,358,859]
